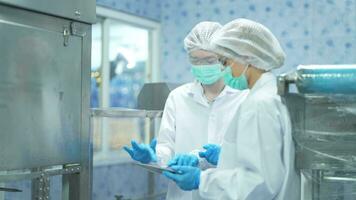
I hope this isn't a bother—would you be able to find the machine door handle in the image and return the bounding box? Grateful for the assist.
[0,187,22,192]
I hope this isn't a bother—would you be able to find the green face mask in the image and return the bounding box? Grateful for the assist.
[191,64,225,85]
[223,65,249,90]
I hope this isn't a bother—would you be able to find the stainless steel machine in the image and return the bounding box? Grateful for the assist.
[0,0,95,199]
[278,65,356,200]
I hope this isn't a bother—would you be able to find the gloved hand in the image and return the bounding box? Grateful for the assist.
[167,154,199,167]
[123,139,157,163]
[198,144,221,165]
[163,165,201,191]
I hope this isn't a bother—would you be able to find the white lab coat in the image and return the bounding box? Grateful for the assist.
[156,81,249,200]
[199,72,301,200]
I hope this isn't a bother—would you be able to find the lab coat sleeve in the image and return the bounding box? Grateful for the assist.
[156,93,176,166]
[199,101,285,200]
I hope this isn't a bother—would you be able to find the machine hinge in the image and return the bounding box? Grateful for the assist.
[70,22,87,37]
[63,22,87,46]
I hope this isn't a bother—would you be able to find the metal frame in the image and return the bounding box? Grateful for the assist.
[79,10,92,200]
[91,108,163,118]
[0,3,92,200]
[0,165,81,183]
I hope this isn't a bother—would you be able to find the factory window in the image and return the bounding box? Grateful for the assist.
[91,21,102,108]
[91,7,161,109]
[108,21,148,108]
[91,6,161,165]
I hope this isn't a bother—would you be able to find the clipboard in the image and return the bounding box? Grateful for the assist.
[134,162,177,174]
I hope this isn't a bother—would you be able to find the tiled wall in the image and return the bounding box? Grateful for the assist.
[160,0,356,83]
[94,0,356,82]
[96,0,161,21]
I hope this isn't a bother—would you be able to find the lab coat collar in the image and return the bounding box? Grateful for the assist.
[249,72,276,95]
[187,81,240,106]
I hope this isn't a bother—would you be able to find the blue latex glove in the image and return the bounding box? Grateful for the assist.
[198,144,221,165]
[123,139,157,163]
[167,154,199,167]
[163,165,201,191]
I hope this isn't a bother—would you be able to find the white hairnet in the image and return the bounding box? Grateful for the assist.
[211,18,286,70]
[184,21,222,53]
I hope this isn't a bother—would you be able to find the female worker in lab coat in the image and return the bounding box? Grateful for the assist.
[163,18,301,200]
[124,21,248,200]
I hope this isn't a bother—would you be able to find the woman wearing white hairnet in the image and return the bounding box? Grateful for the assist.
[163,18,301,200]
[124,21,248,200]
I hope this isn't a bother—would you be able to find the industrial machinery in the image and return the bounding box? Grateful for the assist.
[0,0,95,199]
[278,65,356,200]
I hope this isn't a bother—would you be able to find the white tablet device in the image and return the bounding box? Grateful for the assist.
[134,162,177,174]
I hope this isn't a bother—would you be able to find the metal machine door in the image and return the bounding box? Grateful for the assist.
[0,4,91,200]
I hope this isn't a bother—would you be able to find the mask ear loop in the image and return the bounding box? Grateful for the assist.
[242,64,249,75]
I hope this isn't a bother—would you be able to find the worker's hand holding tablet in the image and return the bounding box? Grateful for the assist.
[124,140,217,191]
[162,165,201,191]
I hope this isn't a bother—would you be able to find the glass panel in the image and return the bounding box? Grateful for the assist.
[91,22,102,108]
[107,118,143,150]
[91,116,144,155]
[93,116,146,155]
[50,175,62,200]
[108,21,149,108]
[91,115,103,152]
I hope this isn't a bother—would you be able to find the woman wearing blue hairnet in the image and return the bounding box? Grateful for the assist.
[124,21,248,200]
[163,18,301,200]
